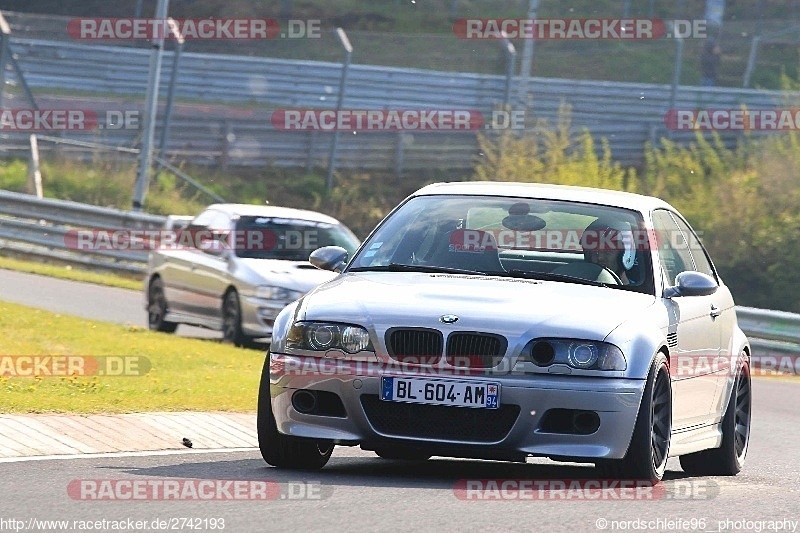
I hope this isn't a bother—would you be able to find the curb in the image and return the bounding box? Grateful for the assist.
[0,412,257,458]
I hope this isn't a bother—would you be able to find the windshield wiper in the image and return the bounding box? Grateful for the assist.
[484,269,605,287]
[349,263,487,276]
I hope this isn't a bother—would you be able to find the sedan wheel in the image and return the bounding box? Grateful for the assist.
[222,290,249,347]
[256,358,333,470]
[597,352,671,480]
[680,353,751,476]
[147,279,178,333]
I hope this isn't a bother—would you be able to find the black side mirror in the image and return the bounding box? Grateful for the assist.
[664,271,718,298]
[309,246,349,273]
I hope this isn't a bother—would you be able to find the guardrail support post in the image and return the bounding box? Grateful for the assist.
[326,28,353,191]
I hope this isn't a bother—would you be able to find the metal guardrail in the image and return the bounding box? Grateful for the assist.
[0,36,793,171]
[0,189,165,274]
[736,306,800,358]
[0,190,797,364]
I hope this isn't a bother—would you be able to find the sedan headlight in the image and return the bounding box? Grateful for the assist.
[523,339,626,371]
[286,322,374,354]
[255,285,304,301]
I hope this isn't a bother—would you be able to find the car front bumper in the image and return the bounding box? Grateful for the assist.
[269,353,647,461]
[240,296,296,339]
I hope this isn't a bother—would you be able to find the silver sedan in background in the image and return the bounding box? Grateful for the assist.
[145,203,359,346]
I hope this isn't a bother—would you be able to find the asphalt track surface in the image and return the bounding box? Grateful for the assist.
[0,377,798,532]
[0,268,220,339]
[1,268,799,531]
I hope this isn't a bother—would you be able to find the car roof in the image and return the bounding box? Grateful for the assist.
[412,182,675,213]
[202,203,343,224]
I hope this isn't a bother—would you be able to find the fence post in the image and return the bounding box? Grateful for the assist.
[326,28,352,191]
[743,36,760,88]
[305,130,317,171]
[27,134,43,199]
[499,31,516,108]
[220,120,233,170]
[9,54,38,109]
[0,13,11,106]
[517,0,539,107]
[394,132,409,178]
[667,25,684,140]
[158,18,184,162]
[132,0,169,212]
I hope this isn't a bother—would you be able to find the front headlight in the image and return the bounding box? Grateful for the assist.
[286,322,374,354]
[523,339,626,371]
[255,285,304,301]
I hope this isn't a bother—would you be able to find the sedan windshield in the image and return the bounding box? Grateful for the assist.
[235,216,359,261]
[349,195,654,294]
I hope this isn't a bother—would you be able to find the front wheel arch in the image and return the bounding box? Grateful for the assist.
[597,351,672,480]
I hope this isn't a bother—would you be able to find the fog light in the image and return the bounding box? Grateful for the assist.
[530,341,555,366]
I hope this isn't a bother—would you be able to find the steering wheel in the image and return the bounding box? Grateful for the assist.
[598,264,623,285]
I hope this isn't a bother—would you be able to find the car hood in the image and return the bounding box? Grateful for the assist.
[237,258,336,292]
[300,272,656,342]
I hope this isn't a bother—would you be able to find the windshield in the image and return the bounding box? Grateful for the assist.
[349,194,654,294]
[235,216,359,261]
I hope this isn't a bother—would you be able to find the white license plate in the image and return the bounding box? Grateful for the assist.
[380,376,500,409]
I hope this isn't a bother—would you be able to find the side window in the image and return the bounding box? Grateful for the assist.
[652,210,695,286]
[208,211,232,231]
[188,210,230,255]
[669,213,716,280]
[191,209,216,227]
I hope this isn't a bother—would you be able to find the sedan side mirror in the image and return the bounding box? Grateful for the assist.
[309,246,349,273]
[664,271,718,298]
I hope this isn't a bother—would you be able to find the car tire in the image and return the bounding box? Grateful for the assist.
[374,447,431,461]
[256,357,334,470]
[679,353,751,476]
[147,278,178,333]
[222,290,251,347]
[596,352,671,481]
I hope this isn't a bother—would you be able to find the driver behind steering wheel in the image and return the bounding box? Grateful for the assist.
[581,219,637,285]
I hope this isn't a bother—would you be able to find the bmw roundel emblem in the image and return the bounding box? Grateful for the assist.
[440,314,459,324]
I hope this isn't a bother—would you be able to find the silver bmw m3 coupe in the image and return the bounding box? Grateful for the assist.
[257,182,752,480]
